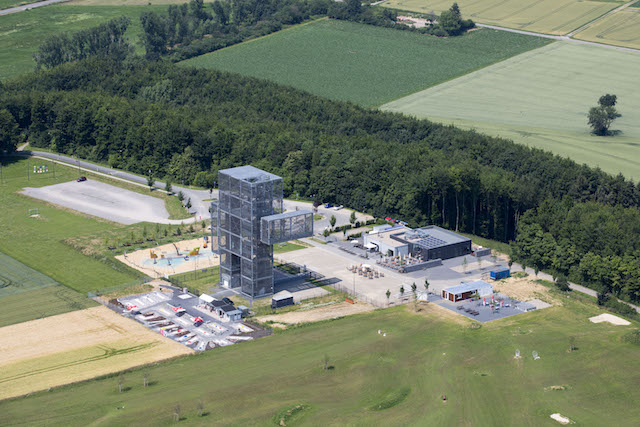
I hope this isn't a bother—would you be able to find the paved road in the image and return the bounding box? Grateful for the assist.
[14,150,371,230]
[0,0,68,16]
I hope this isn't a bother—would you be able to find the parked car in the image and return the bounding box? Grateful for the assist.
[398,221,408,226]
[333,205,344,210]
[76,176,87,182]
[324,203,333,208]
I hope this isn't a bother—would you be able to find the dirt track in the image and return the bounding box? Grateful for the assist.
[0,306,192,399]
[257,302,375,325]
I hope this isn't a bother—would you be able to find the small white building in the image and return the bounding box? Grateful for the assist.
[363,225,411,257]
[442,280,493,302]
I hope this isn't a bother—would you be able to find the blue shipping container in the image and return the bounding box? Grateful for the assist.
[490,268,511,280]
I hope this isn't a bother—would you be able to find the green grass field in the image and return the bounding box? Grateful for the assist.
[1,297,639,425]
[382,0,624,35]
[574,8,640,50]
[0,157,140,294]
[183,19,550,107]
[382,42,640,180]
[0,4,166,81]
[0,252,96,327]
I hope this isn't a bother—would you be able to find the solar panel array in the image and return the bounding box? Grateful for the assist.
[416,236,447,249]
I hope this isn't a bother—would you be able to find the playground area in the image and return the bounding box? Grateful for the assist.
[116,238,219,278]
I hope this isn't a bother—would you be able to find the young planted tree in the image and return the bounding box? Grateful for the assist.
[177,191,185,202]
[201,220,206,230]
[330,215,337,228]
[411,282,418,311]
[322,228,331,238]
[323,354,330,371]
[424,278,430,293]
[350,210,356,225]
[143,371,149,388]
[386,289,391,306]
[173,404,181,422]
[186,198,192,210]
[147,175,154,191]
[118,373,124,393]
[462,257,468,273]
[197,399,205,417]
[165,181,172,194]
[399,285,405,300]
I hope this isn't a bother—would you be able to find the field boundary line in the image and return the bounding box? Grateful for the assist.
[189,16,329,58]
[566,0,636,37]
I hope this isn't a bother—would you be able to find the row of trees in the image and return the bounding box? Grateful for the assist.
[511,199,640,302]
[140,0,332,61]
[329,2,474,37]
[33,17,131,69]
[3,58,640,300]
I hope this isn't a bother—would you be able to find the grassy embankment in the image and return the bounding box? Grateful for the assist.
[1,296,639,425]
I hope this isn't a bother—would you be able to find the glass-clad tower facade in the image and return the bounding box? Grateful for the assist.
[216,166,283,298]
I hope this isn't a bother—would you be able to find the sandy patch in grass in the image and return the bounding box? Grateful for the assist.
[492,276,559,305]
[589,313,631,326]
[0,306,192,400]
[257,301,375,325]
[115,237,219,278]
[550,413,571,424]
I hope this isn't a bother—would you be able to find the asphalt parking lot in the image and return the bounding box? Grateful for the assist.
[22,180,191,225]
[119,289,254,351]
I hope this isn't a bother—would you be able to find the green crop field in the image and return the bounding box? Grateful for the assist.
[0,4,166,81]
[1,296,639,425]
[382,42,640,181]
[183,19,550,107]
[574,8,640,50]
[0,157,139,294]
[382,0,624,35]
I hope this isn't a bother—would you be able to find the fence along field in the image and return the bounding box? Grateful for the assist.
[381,42,640,181]
[382,0,624,35]
[0,252,96,327]
[574,8,640,50]
[183,19,550,107]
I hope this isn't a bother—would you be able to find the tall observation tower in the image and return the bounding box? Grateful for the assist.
[210,166,313,299]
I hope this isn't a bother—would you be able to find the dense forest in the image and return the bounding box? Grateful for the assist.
[2,57,640,302]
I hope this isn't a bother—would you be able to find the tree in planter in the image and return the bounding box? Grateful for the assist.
[147,175,154,191]
[330,215,337,228]
[165,181,172,194]
[350,211,356,225]
[386,289,391,306]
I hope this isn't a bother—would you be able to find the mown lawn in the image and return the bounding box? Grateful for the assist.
[1,297,639,425]
[0,4,166,80]
[182,19,550,107]
[0,157,139,294]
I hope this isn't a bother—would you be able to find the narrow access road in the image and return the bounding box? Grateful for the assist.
[0,0,69,16]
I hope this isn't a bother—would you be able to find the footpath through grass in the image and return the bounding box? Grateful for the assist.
[1,298,639,425]
[0,157,139,294]
[183,19,550,107]
[382,41,640,181]
[0,4,166,81]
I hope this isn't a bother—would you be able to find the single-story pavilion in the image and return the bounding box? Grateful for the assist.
[442,280,493,302]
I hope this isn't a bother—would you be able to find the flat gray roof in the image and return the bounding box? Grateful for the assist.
[404,225,471,249]
[443,280,493,295]
[219,165,281,183]
[262,210,313,221]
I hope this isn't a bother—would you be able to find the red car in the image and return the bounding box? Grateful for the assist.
[77,176,87,182]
